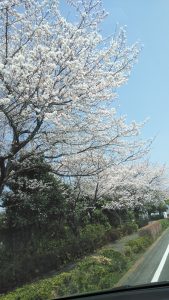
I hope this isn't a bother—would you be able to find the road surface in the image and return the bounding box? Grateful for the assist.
[122,228,169,286]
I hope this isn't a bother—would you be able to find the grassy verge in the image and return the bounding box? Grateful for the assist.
[0,239,153,300]
[1,219,169,300]
[0,247,131,300]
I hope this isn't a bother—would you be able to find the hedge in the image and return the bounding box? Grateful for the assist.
[125,236,152,255]
[118,222,138,236]
[1,224,165,300]
[125,219,169,257]
[0,223,112,293]
[0,248,129,300]
[160,219,169,230]
[2,220,168,299]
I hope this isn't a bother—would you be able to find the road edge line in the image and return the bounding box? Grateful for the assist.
[151,243,169,282]
[115,227,169,287]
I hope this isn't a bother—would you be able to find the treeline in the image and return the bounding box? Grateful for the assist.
[0,157,166,294]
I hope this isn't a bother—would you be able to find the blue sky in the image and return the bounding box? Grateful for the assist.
[60,0,169,166]
[101,0,169,166]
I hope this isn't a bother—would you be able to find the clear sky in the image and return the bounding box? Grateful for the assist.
[101,0,169,166]
[60,0,169,166]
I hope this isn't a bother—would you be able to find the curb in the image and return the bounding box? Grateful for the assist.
[115,227,169,287]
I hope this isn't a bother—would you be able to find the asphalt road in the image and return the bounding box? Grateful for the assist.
[122,228,169,286]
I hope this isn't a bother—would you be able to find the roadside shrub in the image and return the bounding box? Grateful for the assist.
[0,278,54,300]
[160,219,169,230]
[126,222,138,234]
[150,214,163,221]
[79,224,110,253]
[126,239,141,254]
[0,248,129,300]
[139,221,162,240]
[0,223,113,293]
[51,253,125,297]
[124,246,132,257]
[118,222,138,236]
[98,248,128,272]
[52,253,127,297]
[136,218,149,228]
[106,229,121,242]
[126,236,152,254]
[124,222,138,234]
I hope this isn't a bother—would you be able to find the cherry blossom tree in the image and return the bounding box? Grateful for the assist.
[105,163,167,210]
[75,161,168,210]
[0,0,149,196]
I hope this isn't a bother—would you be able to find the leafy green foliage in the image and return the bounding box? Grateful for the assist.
[0,222,112,293]
[2,156,68,230]
[2,156,160,295]
[1,221,164,299]
[118,222,138,236]
[126,236,152,254]
[160,219,169,230]
[0,248,129,300]
[124,246,133,257]
[98,248,128,272]
[136,217,149,228]
[106,228,122,241]
[79,223,111,251]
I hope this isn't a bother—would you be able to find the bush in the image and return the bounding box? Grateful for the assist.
[0,248,129,300]
[118,222,138,236]
[98,248,128,272]
[0,223,113,293]
[124,222,138,234]
[79,224,111,253]
[124,246,132,257]
[0,278,54,300]
[160,219,169,230]
[139,221,162,240]
[126,236,152,254]
[106,229,121,242]
[150,214,163,221]
[136,218,149,228]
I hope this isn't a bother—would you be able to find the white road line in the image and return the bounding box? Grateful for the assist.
[151,244,169,282]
